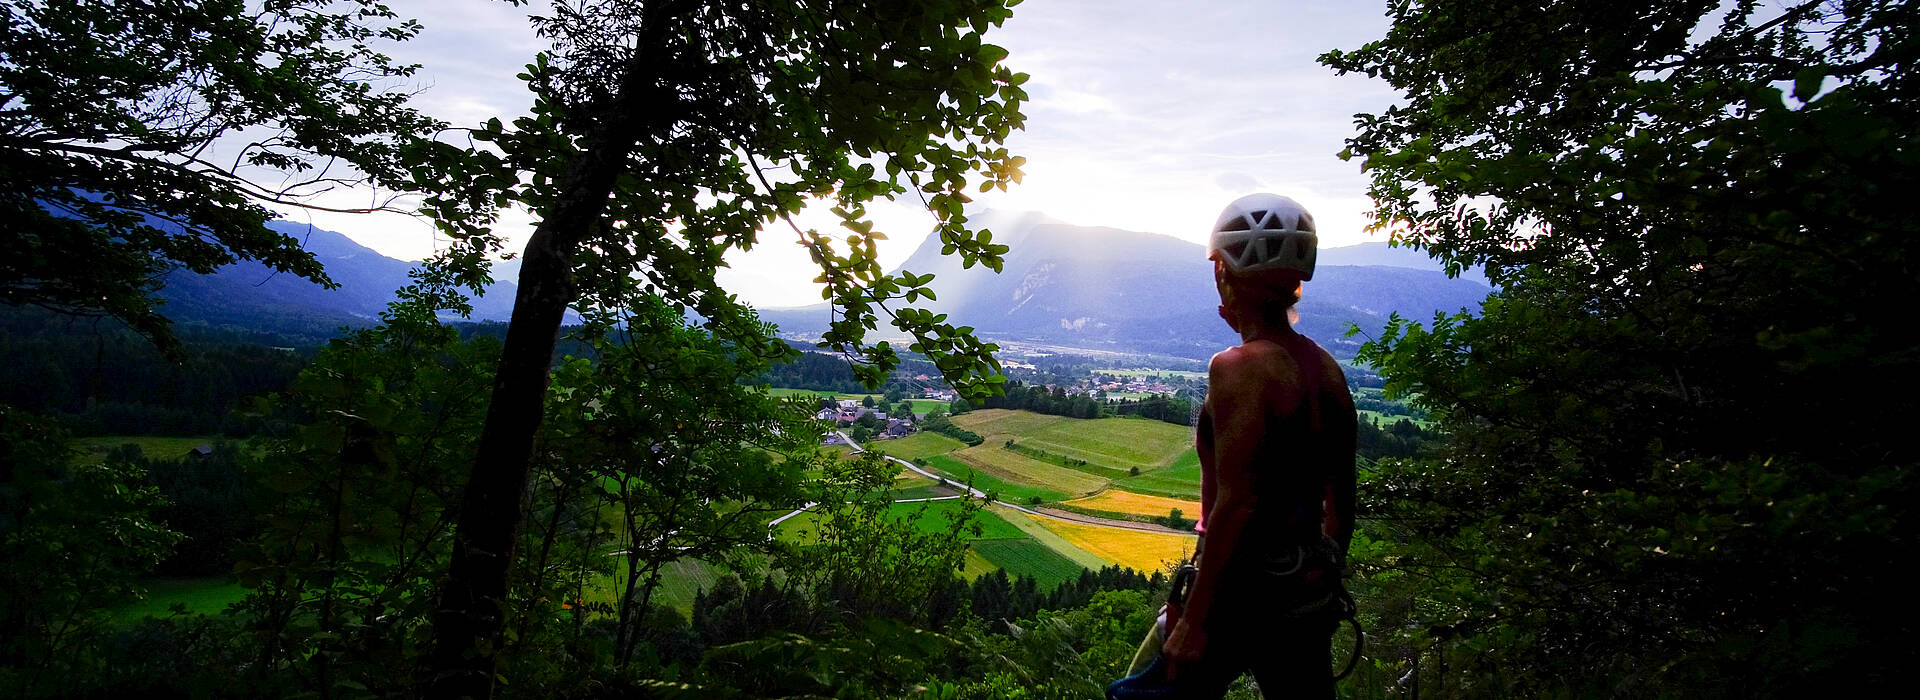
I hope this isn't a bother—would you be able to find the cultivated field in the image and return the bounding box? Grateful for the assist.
[75,435,226,465]
[1113,449,1203,500]
[924,455,1073,504]
[951,409,1191,476]
[1060,490,1200,520]
[970,538,1088,590]
[947,409,1071,437]
[871,431,967,461]
[1023,514,1196,575]
[949,443,1108,497]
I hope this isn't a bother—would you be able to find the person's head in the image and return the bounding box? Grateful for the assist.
[1207,193,1317,331]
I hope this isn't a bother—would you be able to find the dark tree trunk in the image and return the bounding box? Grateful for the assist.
[423,138,630,699]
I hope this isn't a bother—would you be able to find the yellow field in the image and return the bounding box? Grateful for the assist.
[1061,490,1200,519]
[953,443,1108,496]
[1024,513,1196,574]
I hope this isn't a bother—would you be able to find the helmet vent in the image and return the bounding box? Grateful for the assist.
[1221,214,1253,232]
[1296,212,1315,233]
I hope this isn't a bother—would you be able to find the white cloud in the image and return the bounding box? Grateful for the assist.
[298,0,1403,304]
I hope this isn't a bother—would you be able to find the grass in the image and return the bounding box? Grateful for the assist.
[888,485,960,501]
[1016,417,1191,474]
[992,505,1108,571]
[960,545,1002,580]
[971,538,1088,590]
[923,455,1073,504]
[645,558,725,613]
[114,577,248,622]
[949,409,1071,438]
[1114,449,1202,500]
[868,431,966,461]
[951,444,1108,497]
[887,500,1026,540]
[1060,490,1200,520]
[74,435,225,465]
[1359,409,1433,430]
[1024,514,1196,575]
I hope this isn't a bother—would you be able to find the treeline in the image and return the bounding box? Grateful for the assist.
[0,311,312,436]
[1110,394,1195,426]
[957,380,1103,419]
[920,412,985,445]
[677,564,1163,660]
[754,346,947,396]
[1355,415,1435,461]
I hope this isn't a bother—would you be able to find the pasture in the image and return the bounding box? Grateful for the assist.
[870,431,967,461]
[923,455,1073,504]
[951,409,1191,475]
[949,443,1108,497]
[74,435,225,465]
[113,577,247,622]
[1114,449,1202,500]
[970,538,1088,590]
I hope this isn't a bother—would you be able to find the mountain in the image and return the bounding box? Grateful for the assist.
[156,221,521,336]
[757,210,1491,360]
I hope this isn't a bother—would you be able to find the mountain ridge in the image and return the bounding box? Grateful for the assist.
[758,210,1491,360]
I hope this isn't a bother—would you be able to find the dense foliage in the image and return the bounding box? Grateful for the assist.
[1324,0,1918,694]
[0,0,439,348]
[0,310,310,435]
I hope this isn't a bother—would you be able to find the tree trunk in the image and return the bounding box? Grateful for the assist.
[424,138,629,699]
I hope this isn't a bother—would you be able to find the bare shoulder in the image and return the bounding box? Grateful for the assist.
[1208,343,1282,383]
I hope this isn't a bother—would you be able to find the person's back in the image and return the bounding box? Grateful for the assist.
[1140,193,1357,700]
[1220,334,1354,550]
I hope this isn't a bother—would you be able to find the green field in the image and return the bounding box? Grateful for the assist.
[951,410,1191,476]
[887,500,1026,539]
[1114,449,1202,500]
[992,506,1109,570]
[888,484,961,500]
[923,455,1073,504]
[868,431,967,461]
[114,577,248,622]
[970,538,1087,590]
[948,409,1071,438]
[646,558,726,612]
[1359,409,1433,430]
[74,436,225,465]
[952,443,1107,497]
[960,545,1001,580]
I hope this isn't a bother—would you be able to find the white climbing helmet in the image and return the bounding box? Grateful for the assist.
[1208,193,1318,280]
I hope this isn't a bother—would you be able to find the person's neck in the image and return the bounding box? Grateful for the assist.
[1235,317,1297,345]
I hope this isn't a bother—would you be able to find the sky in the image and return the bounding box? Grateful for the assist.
[283,0,1402,308]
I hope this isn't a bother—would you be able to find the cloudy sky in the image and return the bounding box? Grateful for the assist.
[287,0,1401,307]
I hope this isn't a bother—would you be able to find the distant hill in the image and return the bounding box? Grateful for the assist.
[155,221,522,337]
[758,210,1491,360]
